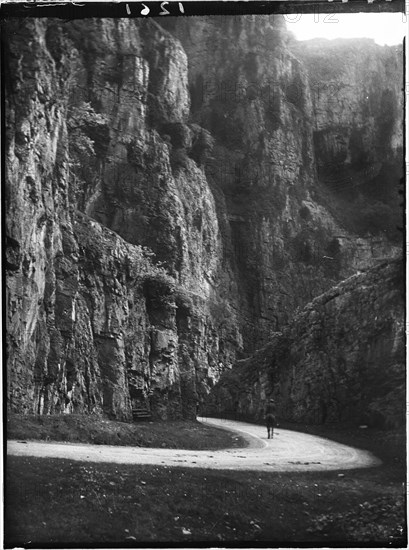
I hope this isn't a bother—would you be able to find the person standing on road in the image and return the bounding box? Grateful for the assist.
[265,398,277,439]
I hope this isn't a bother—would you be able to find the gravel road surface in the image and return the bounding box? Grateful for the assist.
[7,417,381,472]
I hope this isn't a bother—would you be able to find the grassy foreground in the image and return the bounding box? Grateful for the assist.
[7,414,247,450]
[5,421,406,546]
[5,456,405,546]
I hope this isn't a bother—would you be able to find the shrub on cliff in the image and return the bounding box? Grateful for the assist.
[67,102,109,159]
[67,102,110,205]
[170,148,191,172]
[174,288,197,318]
[161,122,192,149]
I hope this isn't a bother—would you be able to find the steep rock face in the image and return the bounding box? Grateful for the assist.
[5,18,236,418]
[162,16,402,347]
[209,260,405,429]
[278,261,404,427]
[5,16,403,420]
[294,38,403,244]
[6,19,73,413]
[63,19,214,285]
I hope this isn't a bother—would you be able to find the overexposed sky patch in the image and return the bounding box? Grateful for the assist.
[285,12,406,46]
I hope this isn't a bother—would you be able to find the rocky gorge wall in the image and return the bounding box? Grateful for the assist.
[5,18,235,419]
[294,38,404,245]
[208,259,405,429]
[163,16,403,343]
[5,16,403,420]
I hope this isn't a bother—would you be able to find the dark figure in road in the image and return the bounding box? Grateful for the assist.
[265,399,277,439]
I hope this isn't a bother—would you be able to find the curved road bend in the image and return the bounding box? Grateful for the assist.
[7,417,381,472]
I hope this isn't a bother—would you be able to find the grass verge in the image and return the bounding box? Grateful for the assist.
[7,414,247,450]
[5,455,406,546]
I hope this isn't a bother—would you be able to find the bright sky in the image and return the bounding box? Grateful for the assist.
[285,12,407,46]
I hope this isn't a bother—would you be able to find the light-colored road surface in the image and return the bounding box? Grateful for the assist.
[7,417,381,472]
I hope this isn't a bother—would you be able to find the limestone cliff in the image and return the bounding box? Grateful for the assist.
[6,18,233,419]
[294,38,403,245]
[208,259,405,429]
[163,16,402,344]
[5,16,403,420]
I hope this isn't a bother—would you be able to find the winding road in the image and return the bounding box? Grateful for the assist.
[7,417,381,472]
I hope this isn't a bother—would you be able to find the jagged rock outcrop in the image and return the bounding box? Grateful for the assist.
[209,259,405,429]
[5,16,403,420]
